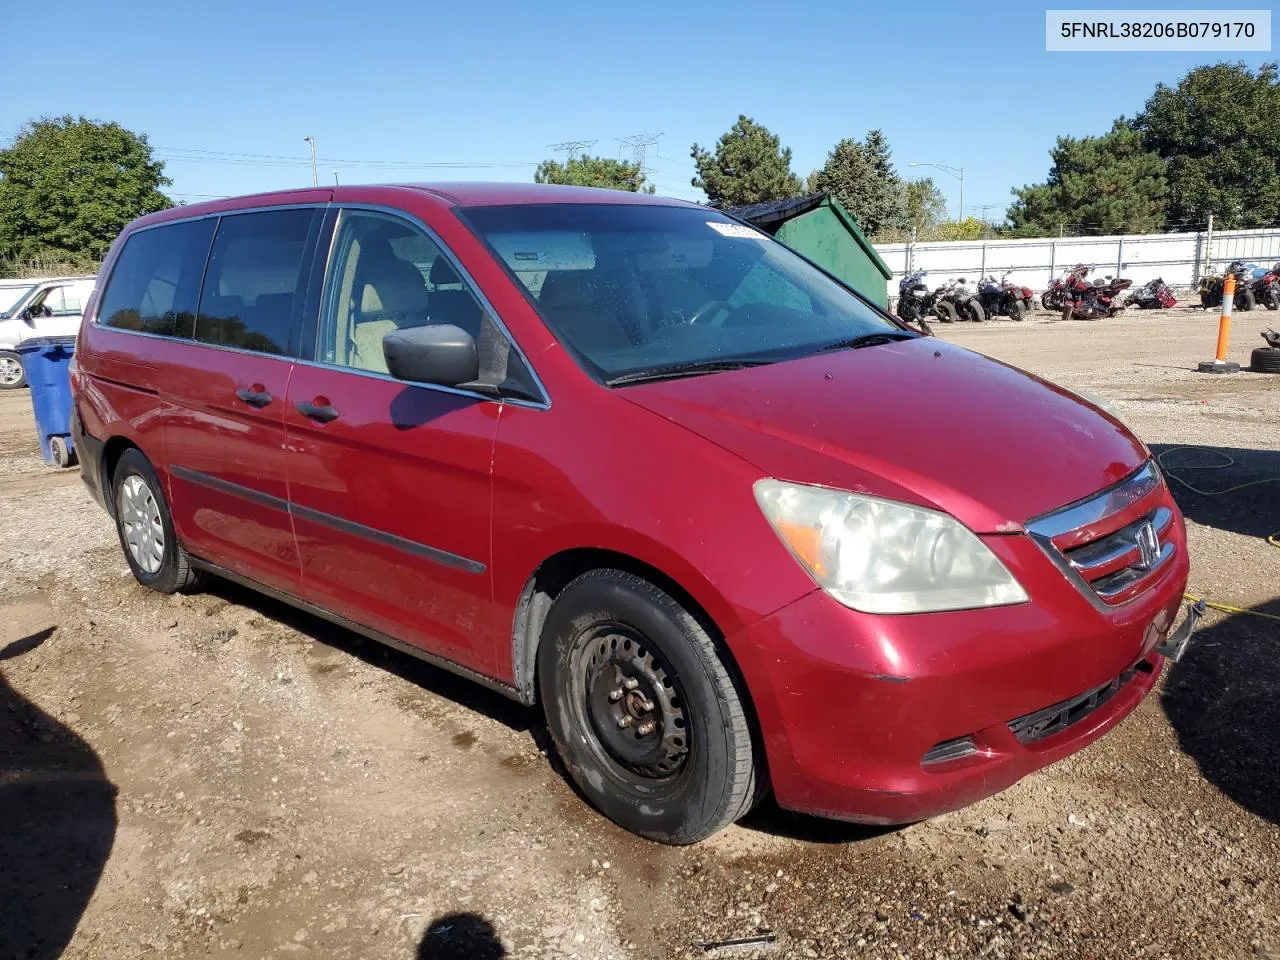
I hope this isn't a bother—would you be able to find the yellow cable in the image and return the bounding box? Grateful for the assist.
[1155,448,1280,621]
[1183,593,1280,623]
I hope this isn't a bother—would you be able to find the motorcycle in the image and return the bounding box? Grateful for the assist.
[1061,273,1132,321]
[896,270,937,324]
[978,271,1028,321]
[1249,262,1280,311]
[1124,277,1177,309]
[937,277,986,323]
[1042,264,1092,312]
[1199,260,1256,311]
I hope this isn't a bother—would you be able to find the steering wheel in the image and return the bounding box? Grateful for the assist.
[687,299,736,326]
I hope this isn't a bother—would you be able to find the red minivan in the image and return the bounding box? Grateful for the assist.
[70,184,1196,843]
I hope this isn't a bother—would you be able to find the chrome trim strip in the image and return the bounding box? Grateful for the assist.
[1092,542,1176,599]
[187,557,523,703]
[170,465,486,575]
[1026,460,1170,611]
[1026,461,1161,541]
[1066,505,1173,575]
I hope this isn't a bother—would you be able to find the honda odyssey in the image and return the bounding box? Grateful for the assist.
[70,184,1195,843]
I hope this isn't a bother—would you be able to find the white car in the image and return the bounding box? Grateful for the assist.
[0,277,96,388]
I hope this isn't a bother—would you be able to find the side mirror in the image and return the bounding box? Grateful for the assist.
[383,324,479,387]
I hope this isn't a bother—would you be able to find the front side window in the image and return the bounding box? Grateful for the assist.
[193,208,317,355]
[460,203,901,383]
[97,218,217,336]
[315,209,539,397]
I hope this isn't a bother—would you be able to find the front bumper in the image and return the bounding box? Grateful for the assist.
[728,520,1192,825]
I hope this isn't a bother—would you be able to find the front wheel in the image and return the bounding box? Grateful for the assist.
[0,350,26,389]
[1007,299,1026,322]
[959,299,986,322]
[1267,287,1280,310]
[538,569,758,844]
[933,301,959,323]
[1236,287,1256,311]
[111,448,203,594]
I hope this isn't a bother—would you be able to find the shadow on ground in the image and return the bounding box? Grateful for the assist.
[205,579,537,735]
[1162,597,1280,826]
[417,912,506,959]
[0,630,117,959]
[1150,443,1280,540]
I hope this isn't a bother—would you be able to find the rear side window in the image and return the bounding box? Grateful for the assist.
[97,219,216,336]
[194,209,317,355]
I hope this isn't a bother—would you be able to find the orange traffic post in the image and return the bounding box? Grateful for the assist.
[1198,271,1241,373]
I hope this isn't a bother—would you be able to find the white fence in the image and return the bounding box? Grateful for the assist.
[872,226,1280,300]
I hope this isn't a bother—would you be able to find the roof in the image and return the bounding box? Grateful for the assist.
[394,182,700,207]
[729,193,893,281]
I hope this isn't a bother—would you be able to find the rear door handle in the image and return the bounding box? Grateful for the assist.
[296,400,340,423]
[235,386,273,408]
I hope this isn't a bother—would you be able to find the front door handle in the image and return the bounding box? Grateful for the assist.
[296,399,340,423]
[235,385,273,408]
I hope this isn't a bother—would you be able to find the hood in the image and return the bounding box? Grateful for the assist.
[620,339,1147,533]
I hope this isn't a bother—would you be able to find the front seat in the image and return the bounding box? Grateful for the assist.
[537,271,634,355]
[427,257,484,339]
[350,238,429,373]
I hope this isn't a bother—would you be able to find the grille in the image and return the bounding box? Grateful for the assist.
[1008,661,1151,744]
[1027,461,1176,606]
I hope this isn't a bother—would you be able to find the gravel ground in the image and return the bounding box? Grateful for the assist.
[1,304,1278,960]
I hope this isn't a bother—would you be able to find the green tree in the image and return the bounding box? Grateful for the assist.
[1136,61,1280,226]
[691,116,802,208]
[930,217,986,241]
[0,116,171,266]
[809,129,906,234]
[1006,120,1167,234]
[534,154,653,193]
[906,177,948,235]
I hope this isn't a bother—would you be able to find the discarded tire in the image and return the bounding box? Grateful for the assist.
[1250,346,1280,373]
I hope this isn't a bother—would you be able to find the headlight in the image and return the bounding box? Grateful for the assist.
[754,479,1028,615]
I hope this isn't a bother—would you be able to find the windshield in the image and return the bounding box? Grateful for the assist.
[0,284,36,319]
[460,203,900,382]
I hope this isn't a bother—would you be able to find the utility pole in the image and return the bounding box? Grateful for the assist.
[303,136,318,187]
[332,169,339,187]
[547,140,597,163]
[617,133,663,187]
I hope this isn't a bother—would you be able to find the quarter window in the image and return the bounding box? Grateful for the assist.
[194,209,317,355]
[97,218,216,336]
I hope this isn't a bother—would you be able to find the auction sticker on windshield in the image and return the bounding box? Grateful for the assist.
[707,222,767,239]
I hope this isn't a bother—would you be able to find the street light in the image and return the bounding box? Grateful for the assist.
[909,161,965,221]
[303,136,318,188]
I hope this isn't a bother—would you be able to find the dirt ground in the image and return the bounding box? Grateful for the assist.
[2,304,1279,960]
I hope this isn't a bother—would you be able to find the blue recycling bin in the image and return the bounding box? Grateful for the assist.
[17,336,77,468]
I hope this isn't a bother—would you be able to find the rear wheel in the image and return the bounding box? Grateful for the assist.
[934,301,959,323]
[0,351,25,389]
[1266,287,1280,310]
[538,569,758,845]
[959,299,986,322]
[111,448,203,594]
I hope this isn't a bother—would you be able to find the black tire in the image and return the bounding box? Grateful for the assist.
[111,448,203,594]
[1250,346,1280,373]
[1006,299,1026,322]
[538,569,757,845]
[1040,294,1055,311]
[1266,287,1280,310]
[1200,291,1215,310]
[0,349,26,390]
[1236,287,1256,311]
[934,301,959,323]
[959,299,985,322]
[896,299,920,323]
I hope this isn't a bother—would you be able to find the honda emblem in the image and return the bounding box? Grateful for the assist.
[1135,522,1160,570]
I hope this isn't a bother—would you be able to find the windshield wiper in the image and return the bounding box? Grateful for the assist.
[605,358,776,387]
[818,331,916,352]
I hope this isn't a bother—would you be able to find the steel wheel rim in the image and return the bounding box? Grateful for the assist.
[577,625,689,780]
[0,356,22,385]
[118,474,165,574]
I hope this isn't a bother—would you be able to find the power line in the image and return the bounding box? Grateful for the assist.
[547,140,597,162]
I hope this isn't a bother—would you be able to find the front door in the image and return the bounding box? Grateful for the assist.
[284,208,505,672]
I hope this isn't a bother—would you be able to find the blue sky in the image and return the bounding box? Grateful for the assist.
[4,0,1274,218]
